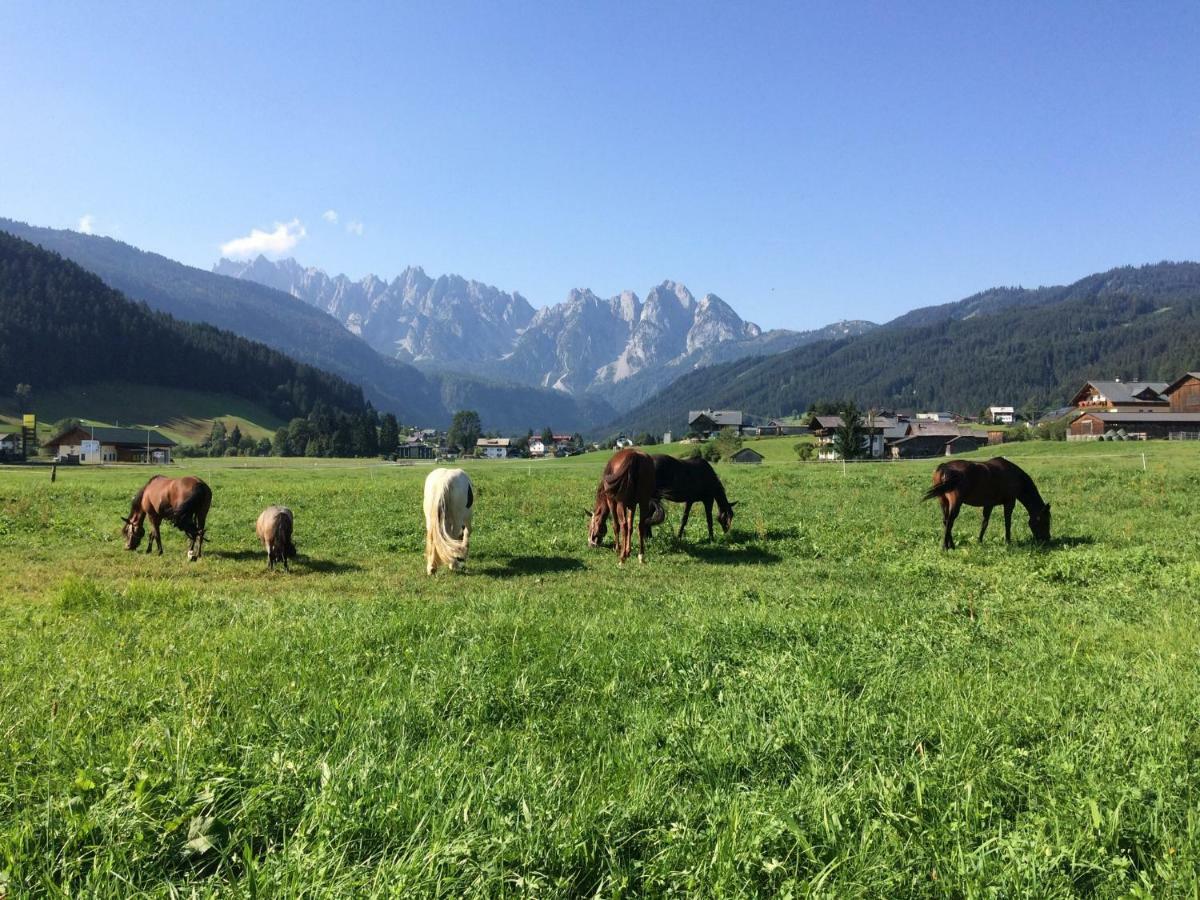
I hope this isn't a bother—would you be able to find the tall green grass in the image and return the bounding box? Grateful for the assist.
[1,444,1199,895]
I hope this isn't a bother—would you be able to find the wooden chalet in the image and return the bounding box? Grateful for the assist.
[1070,380,1169,412]
[46,425,176,464]
[688,409,744,437]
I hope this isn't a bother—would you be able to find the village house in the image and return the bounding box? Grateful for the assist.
[1069,380,1169,412]
[916,411,957,424]
[808,415,906,460]
[754,418,807,436]
[46,424,176,464]
[395,437,435,460]
[688,409,744,438]
[476,437,512,459]
[987,406,1016,424]
[0,432,18,453]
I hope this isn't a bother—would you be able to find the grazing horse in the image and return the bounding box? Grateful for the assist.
[122,475,212,560]
[588,448,656,565]
[256,506,296,571]
[651,454,738,540]
[423,468,473,575]
[922,457,1051,550]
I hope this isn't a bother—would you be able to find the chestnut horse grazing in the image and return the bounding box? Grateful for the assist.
[588,448,656,565]
[122,475,212,560]
[651,454,737,540]
[423,468,473,575]
[922,457,1051,550]
[256,506,296,571]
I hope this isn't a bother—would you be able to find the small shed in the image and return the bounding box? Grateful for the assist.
[730,447,764,464]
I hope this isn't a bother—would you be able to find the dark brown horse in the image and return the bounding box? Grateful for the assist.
[651,454,737,540]
[122,475,212,560]
[922,457,1051,550]
[588,448,657,564]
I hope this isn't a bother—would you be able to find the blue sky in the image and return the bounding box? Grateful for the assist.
[2,2,1197,330]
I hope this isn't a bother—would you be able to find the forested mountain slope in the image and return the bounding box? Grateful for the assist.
[0,232,366,422]
[610,262,1200,435]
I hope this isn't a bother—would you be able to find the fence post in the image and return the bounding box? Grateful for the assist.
[1142,453,1147,472]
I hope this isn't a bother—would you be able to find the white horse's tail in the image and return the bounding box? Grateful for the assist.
[424,468,472,572]
[431,493,468,563]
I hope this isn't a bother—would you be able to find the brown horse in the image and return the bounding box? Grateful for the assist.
[588,448,657,564]
[651,454,737,540]
[922,457,1051,550]
[122,475,212,560]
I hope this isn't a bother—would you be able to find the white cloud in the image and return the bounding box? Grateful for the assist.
[78,214,95,234]
[345,220,364,236]
[219,218,307,259]
[322,209,339,224]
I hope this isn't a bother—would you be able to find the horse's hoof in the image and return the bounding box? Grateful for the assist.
[638,554,645,564]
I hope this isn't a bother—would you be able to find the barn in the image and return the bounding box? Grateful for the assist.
[46,425,176,464]
[730,447,764,464]
[1069,412,1200,441]
[1163,372,1200,413]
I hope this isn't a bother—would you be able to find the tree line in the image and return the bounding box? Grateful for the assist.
[0,231,367,424]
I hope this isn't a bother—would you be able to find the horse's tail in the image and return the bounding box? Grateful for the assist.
[921,464,958,501]
[603,455,644,497]
[427,474,469,565]
[273,511,296,559]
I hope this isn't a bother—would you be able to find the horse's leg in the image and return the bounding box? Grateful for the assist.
[622,505,634,564]
[425,529,437,575]
[979,506,993,543]
[1003,500,1015,544]
[943,499,960,550]
[678,502,692,539]
[637,502,648,564]
[704,500,715,541]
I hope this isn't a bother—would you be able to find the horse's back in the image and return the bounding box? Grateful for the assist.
[256,505,291,538]
[424,468,472,523]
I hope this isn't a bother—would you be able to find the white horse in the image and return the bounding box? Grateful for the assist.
[423,468,473,575]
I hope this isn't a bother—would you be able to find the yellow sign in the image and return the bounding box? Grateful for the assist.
[22,414,35,429]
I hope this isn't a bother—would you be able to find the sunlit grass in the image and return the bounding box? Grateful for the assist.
[1,443,1199,895]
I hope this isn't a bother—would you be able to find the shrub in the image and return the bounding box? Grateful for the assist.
[795,441,816,461]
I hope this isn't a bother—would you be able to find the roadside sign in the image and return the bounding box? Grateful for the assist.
[81,440,101,455]
[22,414,35,429]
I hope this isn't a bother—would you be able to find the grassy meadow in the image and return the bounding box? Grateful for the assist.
[2,441,1200,895]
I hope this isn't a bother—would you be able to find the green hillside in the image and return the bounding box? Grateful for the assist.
[3,383,284,444]
[610,261,1200,435]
